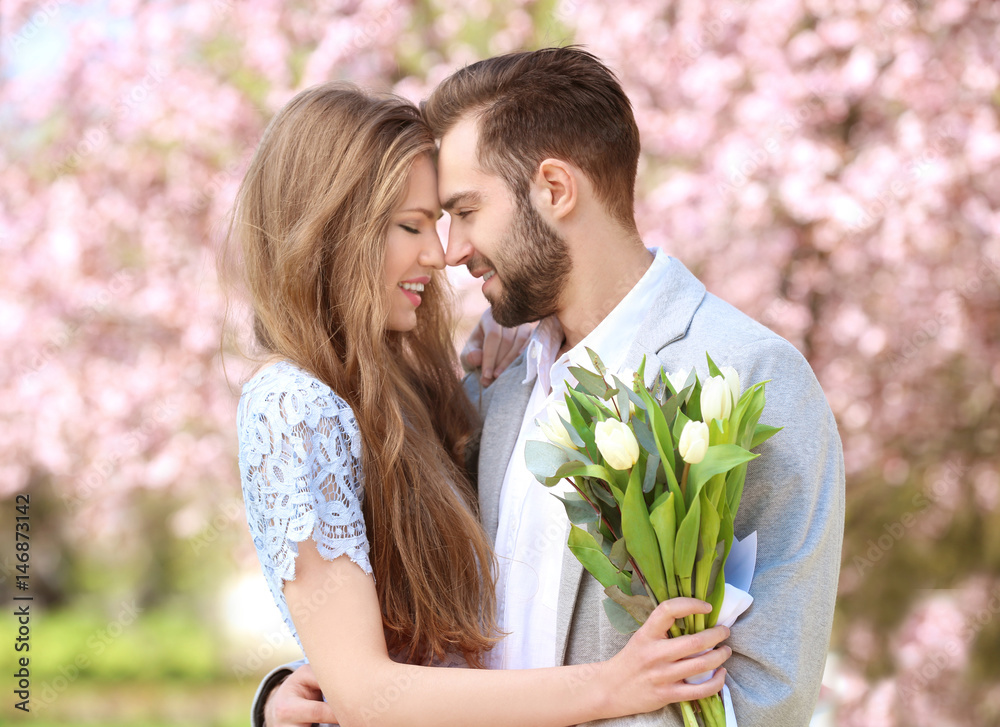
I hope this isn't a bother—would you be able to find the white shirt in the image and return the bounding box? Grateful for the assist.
[487,248,671,669]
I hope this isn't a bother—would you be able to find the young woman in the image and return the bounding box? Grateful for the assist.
[227,82,730,727]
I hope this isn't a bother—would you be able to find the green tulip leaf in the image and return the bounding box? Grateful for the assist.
[705,351,723,378]
[750,423,783,450]
[554,461,615,484]
[673,493,701,581]
[650,493,679,600]
[694,488,721,601]
[687,444,759,496]
[622,463,668,603]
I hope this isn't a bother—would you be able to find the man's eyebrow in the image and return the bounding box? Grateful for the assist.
[398,207,444,220]
[441,191,481,211]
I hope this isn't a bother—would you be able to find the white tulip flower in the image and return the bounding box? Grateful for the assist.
[538,401,577,450]
[594,419,640,470]
[678,420,710,464]
[720,365,741,408]
[666,368,694,403]
[700,375,733,423]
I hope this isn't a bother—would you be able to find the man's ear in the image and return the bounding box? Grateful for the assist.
[531,158,577,221]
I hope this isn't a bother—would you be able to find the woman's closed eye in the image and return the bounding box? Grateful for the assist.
[400,224,420,234]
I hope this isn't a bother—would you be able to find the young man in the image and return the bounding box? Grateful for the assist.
[253,47,844,727]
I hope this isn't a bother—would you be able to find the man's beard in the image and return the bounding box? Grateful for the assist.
[476,195,571,328]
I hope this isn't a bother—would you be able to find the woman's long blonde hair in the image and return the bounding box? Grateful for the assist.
[223,82,501,667]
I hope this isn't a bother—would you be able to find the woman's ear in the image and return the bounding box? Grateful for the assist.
[531,158,577,221]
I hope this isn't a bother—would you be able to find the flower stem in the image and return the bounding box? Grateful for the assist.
[680,461,690,499]
[698,694,726,727]
[679,700,700,727]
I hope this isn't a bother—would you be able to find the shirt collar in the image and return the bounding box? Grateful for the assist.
[523,247,672,396]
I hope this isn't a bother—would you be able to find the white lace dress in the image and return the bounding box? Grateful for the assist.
[237,359,468,668]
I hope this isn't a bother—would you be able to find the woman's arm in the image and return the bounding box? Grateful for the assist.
[286,538,731,727]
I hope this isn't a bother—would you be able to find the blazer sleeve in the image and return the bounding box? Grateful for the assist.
[720,336,845,726]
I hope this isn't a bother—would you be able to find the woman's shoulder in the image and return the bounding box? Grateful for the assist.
[238,359,357,433]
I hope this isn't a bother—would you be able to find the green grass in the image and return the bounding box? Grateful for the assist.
[0,605,282,725]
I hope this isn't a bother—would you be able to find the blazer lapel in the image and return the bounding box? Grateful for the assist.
[628,255,707,362]
[477,357,534,544]
[554,528,584,664]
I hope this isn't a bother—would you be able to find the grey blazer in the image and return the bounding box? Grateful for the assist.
[252,257,845,727]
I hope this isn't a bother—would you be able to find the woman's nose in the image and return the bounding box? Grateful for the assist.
[419,233,446,270]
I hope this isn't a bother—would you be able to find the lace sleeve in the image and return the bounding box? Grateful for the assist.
[238,362,373,591]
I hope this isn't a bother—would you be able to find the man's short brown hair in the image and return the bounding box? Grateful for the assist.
[422,46,640,229]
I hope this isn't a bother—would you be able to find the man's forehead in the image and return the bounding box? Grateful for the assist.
[437,117,489,202]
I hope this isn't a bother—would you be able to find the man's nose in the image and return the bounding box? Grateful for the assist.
[444,223,473,268]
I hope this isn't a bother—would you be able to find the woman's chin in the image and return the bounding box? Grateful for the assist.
[387,313,418,333]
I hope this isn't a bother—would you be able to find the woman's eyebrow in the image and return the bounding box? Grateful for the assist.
[398,207,443,220]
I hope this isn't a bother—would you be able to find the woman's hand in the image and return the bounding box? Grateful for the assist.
[263,663,338,727]
[601,598,732,716]
[461,307,535,387]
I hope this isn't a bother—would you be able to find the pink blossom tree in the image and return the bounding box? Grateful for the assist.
[2,1,997,722]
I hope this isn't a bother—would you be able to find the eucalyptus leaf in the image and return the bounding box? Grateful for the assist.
[609,537,631,569]
[602,597,641,635]
[590,477,618,506]
[642,452,660,494]
[585,347,608,377]
[632,416,657,457]
[605,585,655,624]
[557,413,587,449]
[630,569,645,598]
[524,439,571,485]
[625,385,649,416]
[569,365,612,399]
[554,494,600,525]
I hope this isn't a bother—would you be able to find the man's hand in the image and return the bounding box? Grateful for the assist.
[264,664,338,727]
[461,307,535,386]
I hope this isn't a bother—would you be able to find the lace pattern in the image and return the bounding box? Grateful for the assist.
[237,360,373,649]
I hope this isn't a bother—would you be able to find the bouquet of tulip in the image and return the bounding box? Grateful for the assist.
[525,350,780,727]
